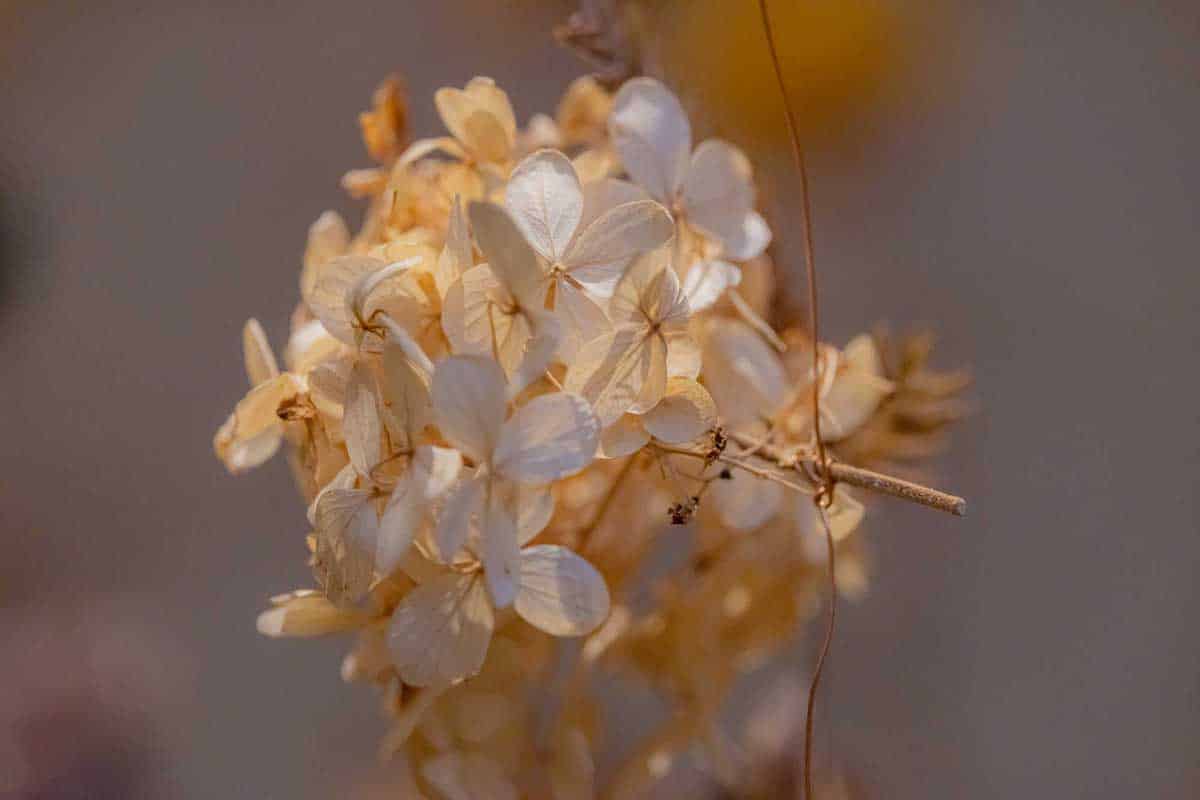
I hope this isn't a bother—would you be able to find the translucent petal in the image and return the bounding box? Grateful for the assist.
[628,332,669,415]
[434,195,474,299]
[376,447,462,575]
[515,484,555,545]
[494,393,599,483]
[563,326,653,427]
[381,339,432,450]
[433,474,484,562]
[465,77,517,146]
[343,362,383,478]
[306,255,387,345]
[506,310,562,398]
[398,136,467,166]
[562,200,675,281]
[640,378,717,443]
[431,356,507,463]
[578,178,650,234]
[608,248,667,325]
[481,489,520,609]
[609,77,692,201]
[680,139,754,222]
[435,85,511,164]
[597,414,650,459]
[553,279,610,363]
[665,331,702,380]
[242,318,279,386]
[387,572,494,687]
[312,487,377,606]
[515,545,611,636]
[505,149,582,263]
[681,259,741,313]
[468,201,547,309]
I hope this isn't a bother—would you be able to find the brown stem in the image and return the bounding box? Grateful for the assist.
[727,431,967,517]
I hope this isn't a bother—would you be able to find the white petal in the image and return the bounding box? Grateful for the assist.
[597,415,650,459]
[242,318,279,386]
[505,149,583,263]
[343,362,383,477]
[388,572,494,687]
[640,378,717,443]
[421,752,518,800]
[506,310,563,398]
[562,200,675,281]
[515,484,555,546]
[563,326,654,427]
[553,279,610,363]
[578,178,650,234]
[495,393,599,483]
[680,139,754,220]
[702,319,789,426]
[481,489,520,608]
[432,356,508,463]
[305,255,386,345]
[468,201,546,309]
[515,545,611,636]
[628,331,669,415]
[609,77,692,201]
[711,472,783,531]
[376,447,462,575]
[681,259,741,313]
[798,488,866,562]
[433,474,484,562]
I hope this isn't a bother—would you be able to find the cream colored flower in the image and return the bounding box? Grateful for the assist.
[429,355,599,605]
[401,77,517,169]
[609,77,771,262]
[564,247,694,426]
[503,148,674,357]
[819,334,895,440]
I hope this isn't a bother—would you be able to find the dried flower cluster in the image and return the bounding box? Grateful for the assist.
[215,74,963,798]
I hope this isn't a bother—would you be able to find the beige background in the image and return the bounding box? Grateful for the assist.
[1,1,1196,797]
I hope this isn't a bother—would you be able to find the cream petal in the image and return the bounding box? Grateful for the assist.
[387,571,494,687]
[213,373,301,473]
[691,208,772,262]
[640,378,717,443]
[506,310,563,398]
[381,338,433,450]
[255,592,364,638]
[305,255,387,345]
[711,471,783,531]
[578,178,650,233]
[516,484,556,545]
[494,393,599,483]
[312,487,378,606]
[563,326,654,426]
[431,356,508,463]
[702,319,789,426]
[628,332,669,415]
[300,210,350,301]
[562,200,675,281]
[505,149,583,263]
[515,545,611,636]
[242,318,279,386]
[681,259,741,313]
[482,489,520,608]
[376,447,462,575]
[553,278,610,363]
[680,139,755,220]
[609,77,692,201]
[434,195,473,299]
[596,415,650,459]
[343,362,383,478]
[433,475,484,562]
[468,201,547,309]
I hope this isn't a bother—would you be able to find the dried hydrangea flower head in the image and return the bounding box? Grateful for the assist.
[214,72,965,799]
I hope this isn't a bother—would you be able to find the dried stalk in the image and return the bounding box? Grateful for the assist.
[726,430,967,517]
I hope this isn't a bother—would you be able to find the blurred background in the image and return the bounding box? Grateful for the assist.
[1,1,1196,797]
